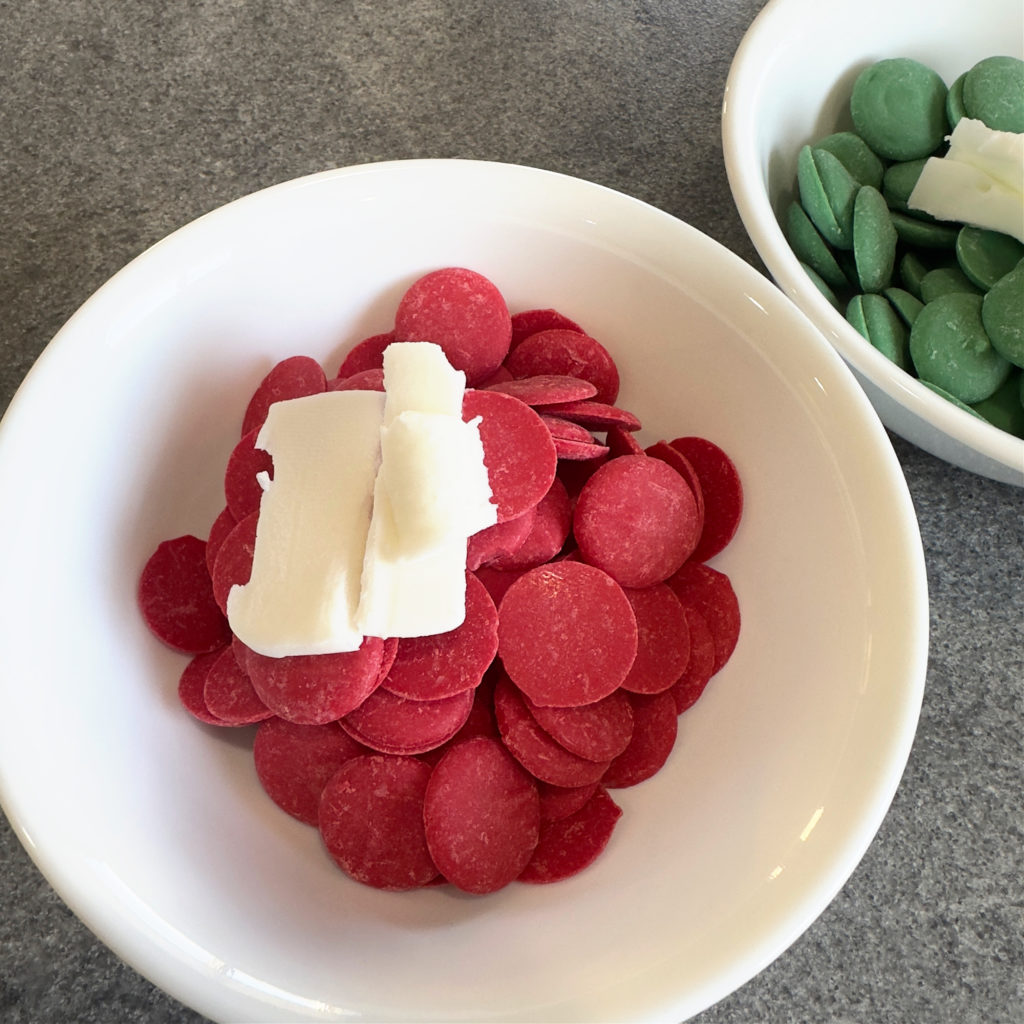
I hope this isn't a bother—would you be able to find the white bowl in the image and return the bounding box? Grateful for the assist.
[0,159,927,1022]
[723,0,1024,487]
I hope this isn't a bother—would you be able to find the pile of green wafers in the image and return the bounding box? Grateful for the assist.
[785,55,1024,438]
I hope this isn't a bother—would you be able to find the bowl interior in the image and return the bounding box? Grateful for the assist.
[0,160,927,1023]
[723,0,1024,485]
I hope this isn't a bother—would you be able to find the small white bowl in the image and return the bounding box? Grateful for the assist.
[723,0,1024,486]
[0,160,927,1022]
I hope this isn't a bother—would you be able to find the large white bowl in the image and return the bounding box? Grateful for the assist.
[0,160,927,1022]
[723,0,1024,487]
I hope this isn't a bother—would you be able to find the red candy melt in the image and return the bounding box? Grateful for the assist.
[203,646,273,725]
[602,691,679,789]
[509,308,585,348]
[497,561,638,708]
[205,506,238,577]
[223,429,272,521]
[341,685,475,755]
[668,436,743,563]
[519,787,622,884]
[394,267,511,386]
[381,573,498,701]
[620,584,691,695]
[138,535,231,654]
[463,388,557,523]
[319,755,438,891]
[524,688,634,762]
[423,736,540,894]
[493,673,611,788]
[335,332,395,377]
[242,637,385,725]
[486,478,572,572]
[177,648,229,725]
[669,606,717,714]
[573,455,700,588]
[537,779,600,823]
[210,511,258,614]
[241,355,326,437]
[254,718,368,826]
[667,562,741,674]
[486,374,597,406]
[505,328,620,404]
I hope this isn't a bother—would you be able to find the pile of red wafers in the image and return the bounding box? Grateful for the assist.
[138,267,743,895]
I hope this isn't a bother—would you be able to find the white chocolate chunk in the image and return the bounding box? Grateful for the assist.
[378,410,495,559]
[227,389,385,657]
[909,118,1024,242]
[356,342,496,636]
[226,341,496,657]
[944,117,1023,193]
[382,341,465,425]
[355,483,469,639]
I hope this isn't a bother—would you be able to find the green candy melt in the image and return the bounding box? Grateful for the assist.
[847,292,910,370]
[781,52,1024,440]
[946,72,968,128]
[956,227,1024,291]
[853,185,897,293]
[962,55,1024,133]
[785,202,850,291]
[850,58,949,161]
[815,131,885,189]
[899,252,930,299]
[890,211,960,250]
[799,262,841,309]
[797,145,859,249]
[921,380,988,420]
[919,265,982,303]
[970,371,1024,438]
[909,291,1011,403]
[884,287,925,327]
[882,159,930,214]
[981,258,1024,368]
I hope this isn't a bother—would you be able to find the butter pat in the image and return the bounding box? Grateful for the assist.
[908,118,1024,242]
[227,389,385,657]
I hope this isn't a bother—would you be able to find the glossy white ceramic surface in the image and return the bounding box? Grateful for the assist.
[722,0,1024,486]
[0,160,928,1023]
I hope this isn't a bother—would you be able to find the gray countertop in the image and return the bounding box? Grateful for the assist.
[1,2,1021,1022]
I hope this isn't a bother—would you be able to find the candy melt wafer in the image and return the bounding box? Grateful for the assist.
[381,573,498,701]
[424,736,540,894]
[394,267,512,385]
[319,755,438,891]
[241,355,326,437]
[242,637,385,725]
[519,787,623,884]
[253,718,368,826]
[224,429,273,520]
[203,646,273,726]
[463,388,557,523]
[497,561,638,707]
[506,328,620,403]
[139,265,747,895]
[139,535,231,654]
[573,456,700,587]
[493,674,611,788]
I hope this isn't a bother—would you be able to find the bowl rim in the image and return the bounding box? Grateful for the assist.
[0,157,930,1023]
[721,0,1024,486]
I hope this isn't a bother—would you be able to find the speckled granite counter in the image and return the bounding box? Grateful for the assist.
[1,2,1021,1022]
